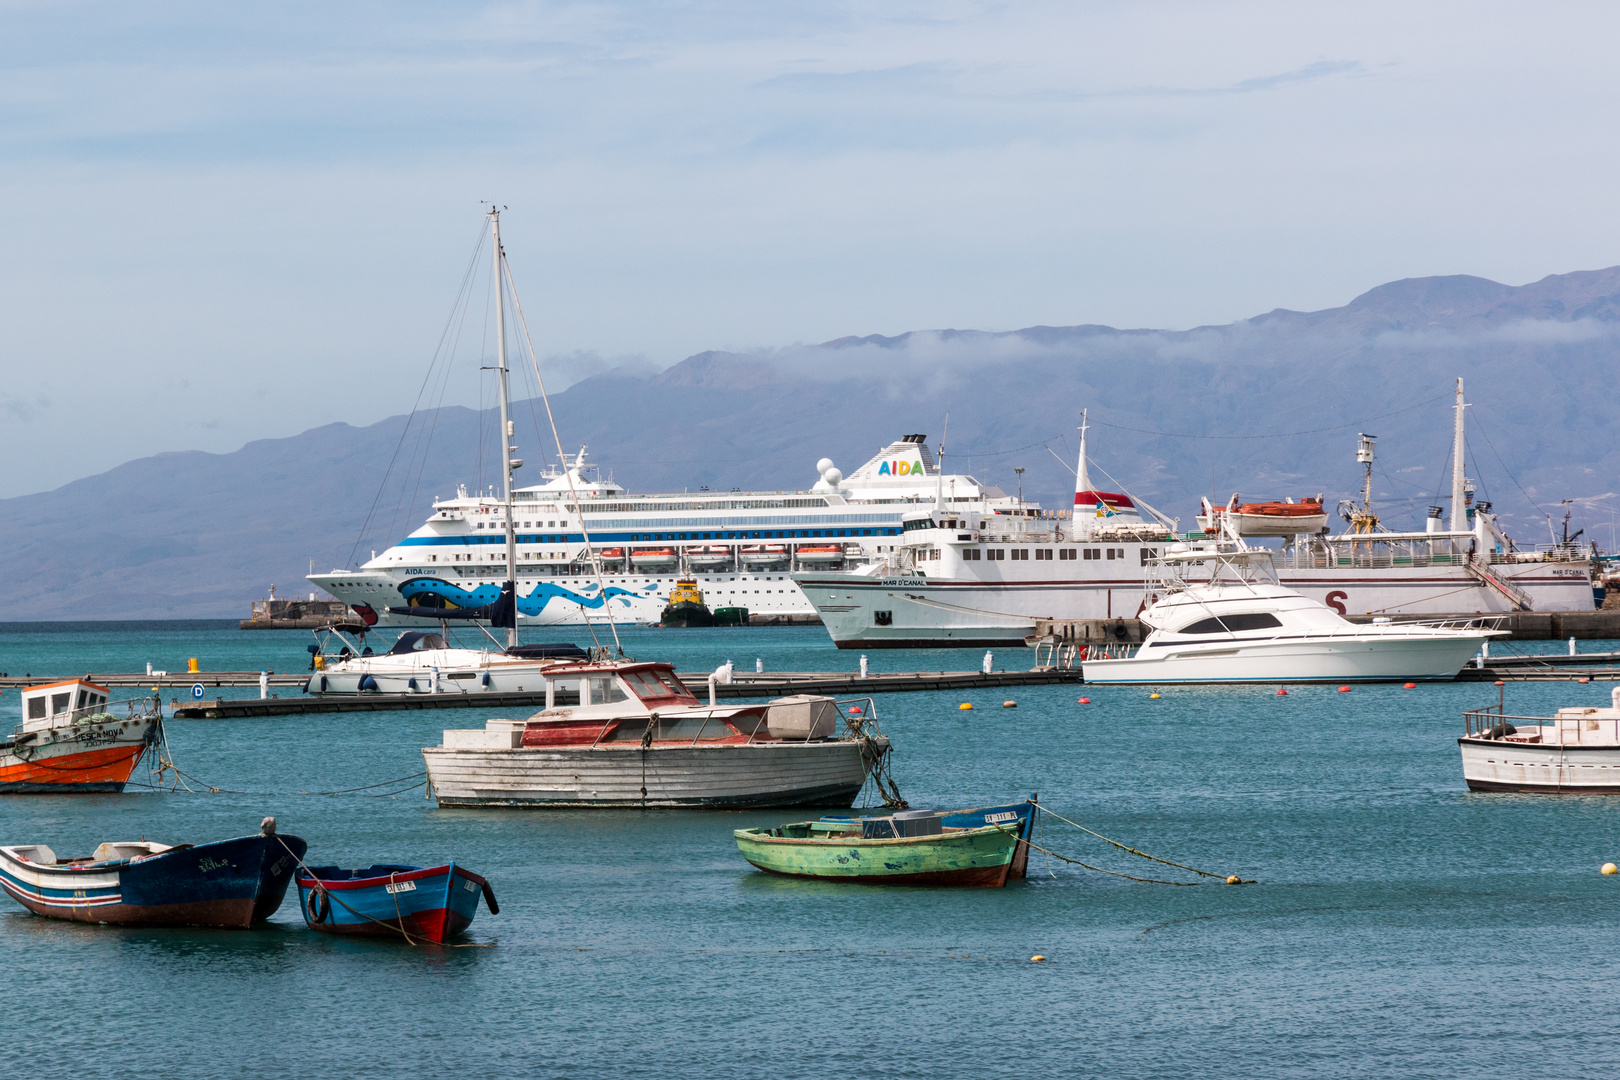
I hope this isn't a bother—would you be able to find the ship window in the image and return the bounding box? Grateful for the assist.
[550,678,581,706]
[27,697,44,720]
[1140,548,1157,565]
[587,676,629,705]
[51,692,70,714]
[1036,549,1052,560]
[1175,613,1284,635]
[963,549,980,560]
[1106,549,1117,560]
[1084,549,1098,560]
[1012,549,1029,560]
[987,549,1004,560]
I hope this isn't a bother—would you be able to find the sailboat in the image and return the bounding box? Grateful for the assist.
[307,208,611,695]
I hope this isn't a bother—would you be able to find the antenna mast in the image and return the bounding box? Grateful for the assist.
[490,207,520,649]
[1449,377,1468,533]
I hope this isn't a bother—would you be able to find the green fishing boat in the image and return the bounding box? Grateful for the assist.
[734,802,1034,887]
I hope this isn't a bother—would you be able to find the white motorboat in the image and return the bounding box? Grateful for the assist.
[304,622,591,695]
[1080,531,1501,685]
[1459,686,1620,793]
[423,660,892,808]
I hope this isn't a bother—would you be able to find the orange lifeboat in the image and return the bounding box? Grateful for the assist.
[1201,495,1328,537]
[794,544,848,565]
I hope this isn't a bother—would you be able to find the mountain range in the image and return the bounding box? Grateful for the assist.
[5,267,1618,618]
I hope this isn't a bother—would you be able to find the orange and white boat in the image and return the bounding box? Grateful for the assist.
[686,545,734,569]
[1199,494,1328,537]
[793,544,847,565]
[739,544,790,567]
[630,547,678,570]
[1,681,160,793]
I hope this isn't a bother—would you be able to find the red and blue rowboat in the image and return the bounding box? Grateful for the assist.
[0,827,306,927]
[296,863,497,943]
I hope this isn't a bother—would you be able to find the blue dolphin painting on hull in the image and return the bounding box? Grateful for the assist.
[396,578,654,615]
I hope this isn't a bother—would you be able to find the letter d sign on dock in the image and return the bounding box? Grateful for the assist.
[191,683,205,700]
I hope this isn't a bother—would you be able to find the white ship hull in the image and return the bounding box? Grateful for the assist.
[1081,634,1484,684]
[318,568,816,628]
[796,559,1595,648]
[1459,737,1620,792]
[423,741,873,808]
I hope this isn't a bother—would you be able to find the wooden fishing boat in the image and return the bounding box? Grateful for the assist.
[735,800,1035,887]
[424,663,891,808]
[0,819,305,927]
[1,681,160,793]
[296,862,498,943]
[1459,685,1620,792]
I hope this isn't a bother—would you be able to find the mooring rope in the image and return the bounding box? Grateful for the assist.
[133,760,429,799]
[990,809,1253,886]
[1033,805,1239,881]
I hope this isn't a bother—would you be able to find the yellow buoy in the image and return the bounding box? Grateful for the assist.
[1225,875,1241,885]
[1030,954,1046,963]
[1149,692,1161,699]
[959,703,973,710]
[1002,700,1016,708]
[1603,863,1617,875]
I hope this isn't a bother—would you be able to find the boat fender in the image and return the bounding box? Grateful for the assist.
[408,677,419,692]
[359,675,379,692]
[305,887,330,924]
[481,881,499,915]
[481,672,491,687]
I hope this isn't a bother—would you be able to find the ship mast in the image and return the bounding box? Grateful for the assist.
[1449,376,1468,533]
[490,207,520,649]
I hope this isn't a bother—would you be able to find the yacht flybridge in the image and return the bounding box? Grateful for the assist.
[1078,527,1501,684]
[795,389,1596,649]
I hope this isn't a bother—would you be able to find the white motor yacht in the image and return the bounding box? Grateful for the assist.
[1080,532,1501,685]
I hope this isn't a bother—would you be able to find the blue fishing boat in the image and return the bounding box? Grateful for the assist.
[295,862,497,943]
[0,819,306,927]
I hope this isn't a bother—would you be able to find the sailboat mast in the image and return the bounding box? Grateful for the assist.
[1449,377,1467,533]
[490,207,519,648]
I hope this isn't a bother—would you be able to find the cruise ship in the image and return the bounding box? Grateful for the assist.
[309,437,1039,628]
[793,386,1598,648]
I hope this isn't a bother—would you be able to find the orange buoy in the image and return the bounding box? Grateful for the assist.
[1276,688,1287,696]
[1337,685,1351,693]
[1077,697,1091,704]
[1403,682,1416,689]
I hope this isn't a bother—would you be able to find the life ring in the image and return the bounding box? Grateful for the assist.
[305,886,330,924]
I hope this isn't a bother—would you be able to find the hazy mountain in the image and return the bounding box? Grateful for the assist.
[5,267,1618,618]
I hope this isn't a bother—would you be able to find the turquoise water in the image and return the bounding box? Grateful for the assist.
[3,622,1619,1079]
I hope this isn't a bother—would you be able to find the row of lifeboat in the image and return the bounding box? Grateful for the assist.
[592,544,852,571]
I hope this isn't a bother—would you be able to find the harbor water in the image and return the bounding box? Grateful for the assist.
[3,622,1619,1079]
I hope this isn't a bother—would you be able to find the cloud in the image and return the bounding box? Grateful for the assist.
[0,392,51,423]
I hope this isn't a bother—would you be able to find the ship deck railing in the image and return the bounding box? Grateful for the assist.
[1463,705,1620,745]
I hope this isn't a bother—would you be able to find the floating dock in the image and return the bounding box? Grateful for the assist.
[166,669,1082,718]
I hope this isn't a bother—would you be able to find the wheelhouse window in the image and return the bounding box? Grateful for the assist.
[587,675,629,705]
[1174,612,1285,635]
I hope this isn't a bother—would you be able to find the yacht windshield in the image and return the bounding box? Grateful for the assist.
[387,632,449,655]
[1174,613,1283,635]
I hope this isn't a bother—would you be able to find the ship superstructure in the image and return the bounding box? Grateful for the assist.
[793,391,1598,648]
[309,436,1039,627]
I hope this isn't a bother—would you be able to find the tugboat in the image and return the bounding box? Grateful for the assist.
[660,579,717,628]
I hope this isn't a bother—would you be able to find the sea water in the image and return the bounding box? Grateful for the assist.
[2,622,1618,1079]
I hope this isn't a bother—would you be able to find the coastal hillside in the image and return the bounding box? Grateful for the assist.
[5,267,1618,618]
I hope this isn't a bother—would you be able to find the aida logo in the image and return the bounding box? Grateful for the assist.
[878,459,923,476]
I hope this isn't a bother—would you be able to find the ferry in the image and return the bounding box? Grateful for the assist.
[309,436,1033,627]
[793,383,1598,648]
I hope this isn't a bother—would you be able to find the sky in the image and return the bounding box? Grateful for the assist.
[4,1,1620,497]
